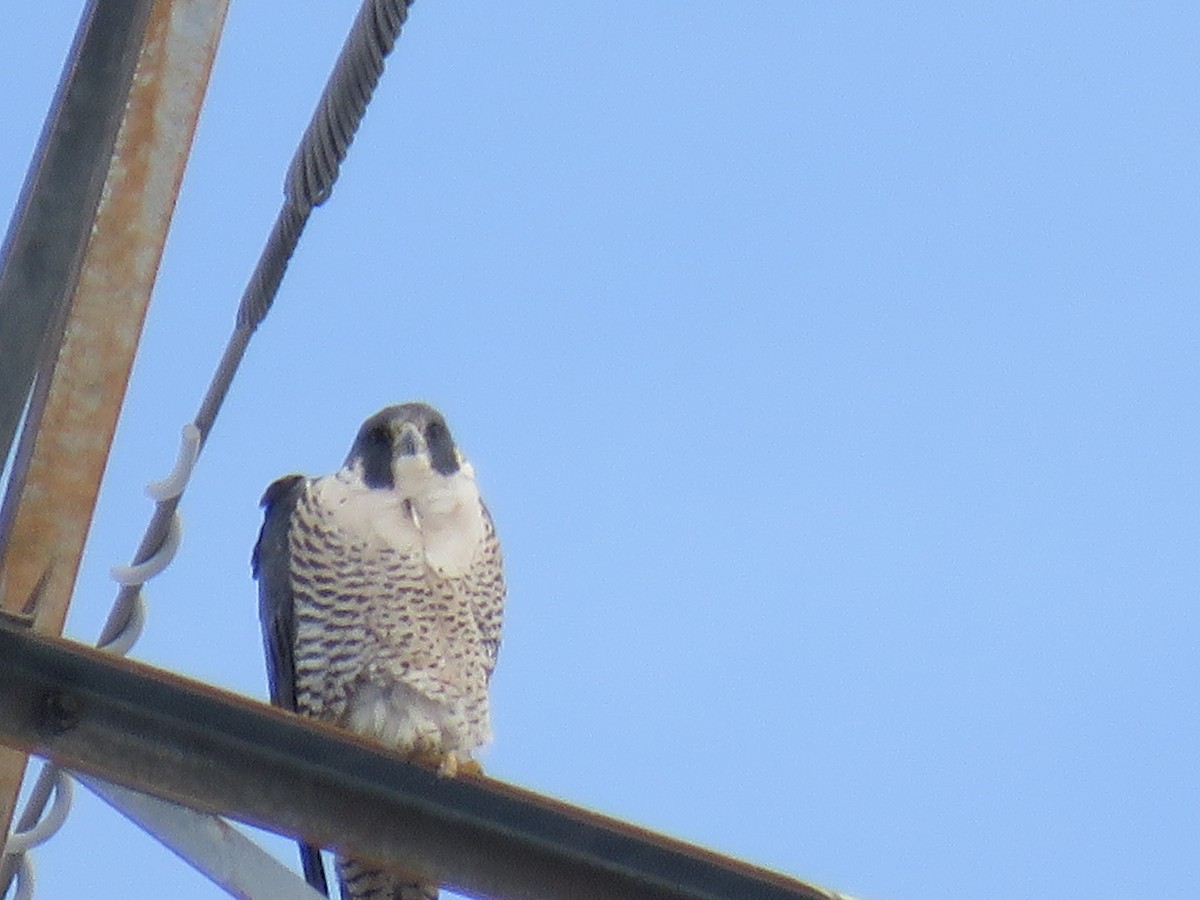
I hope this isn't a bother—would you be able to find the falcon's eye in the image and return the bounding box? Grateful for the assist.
[368,425,390,446]
[425,418,459,475]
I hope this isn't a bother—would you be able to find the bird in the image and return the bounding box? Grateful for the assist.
[252,402,505,900]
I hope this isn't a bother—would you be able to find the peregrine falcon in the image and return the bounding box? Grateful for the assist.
[252,403,505,899]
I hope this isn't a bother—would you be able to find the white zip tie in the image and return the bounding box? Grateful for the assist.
[2,774,73,856]
[109,513,182,586]
[3,770,73,900]
[97,591,146,657]
[109,424,195,587]
[145,423,201,501]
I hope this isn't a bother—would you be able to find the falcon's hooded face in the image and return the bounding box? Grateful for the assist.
[345,403,461,491]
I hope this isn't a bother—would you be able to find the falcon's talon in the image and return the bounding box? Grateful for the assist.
[406,748,449,772]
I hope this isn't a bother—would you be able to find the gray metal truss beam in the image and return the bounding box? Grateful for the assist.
[78,775,324,900]
[0,625,844,900]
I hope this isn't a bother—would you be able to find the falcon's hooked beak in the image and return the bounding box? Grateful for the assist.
[393,421,423,459]
[388,416,460,478]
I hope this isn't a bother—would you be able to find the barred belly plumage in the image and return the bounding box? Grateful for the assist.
[288,487,493,760]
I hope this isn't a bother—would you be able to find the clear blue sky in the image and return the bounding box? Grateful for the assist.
[2,4,1197,899]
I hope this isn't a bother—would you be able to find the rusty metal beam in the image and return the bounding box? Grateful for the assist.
[0,0,230,857]
[0,0,154,473]
[0,626,846,900]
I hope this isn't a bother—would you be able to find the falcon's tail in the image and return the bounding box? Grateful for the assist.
[337,856,437,900]
[300,842,329,896]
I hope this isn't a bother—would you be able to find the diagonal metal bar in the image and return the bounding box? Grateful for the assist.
[0,0,232,872]
[0,626,847,900]
[0,0,154,473]
[78,775,325,900]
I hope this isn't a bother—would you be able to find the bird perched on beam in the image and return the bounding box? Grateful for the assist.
[252,403,505,899]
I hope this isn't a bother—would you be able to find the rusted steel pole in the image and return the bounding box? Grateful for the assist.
[0,0,230,855]
[0,0,153,473]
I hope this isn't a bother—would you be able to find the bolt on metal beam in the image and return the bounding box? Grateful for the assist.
[0,626,853,900]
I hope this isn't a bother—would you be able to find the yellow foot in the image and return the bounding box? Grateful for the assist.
[404,750,483,778]
[406,748,446,772]
[434,756,484,778]
[455,759,484,778]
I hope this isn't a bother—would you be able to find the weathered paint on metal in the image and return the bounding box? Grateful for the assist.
[0,0,155,475]
[0,0,231,634]
[0,0,230,858]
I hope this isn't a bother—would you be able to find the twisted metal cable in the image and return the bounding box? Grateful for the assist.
[241,0,409,328]
[9,856,30,900]
[1,2,414,895]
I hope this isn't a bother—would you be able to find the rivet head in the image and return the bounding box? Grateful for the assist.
[38,690,83,734]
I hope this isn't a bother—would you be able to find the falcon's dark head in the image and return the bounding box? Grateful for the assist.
[345,402,461,490]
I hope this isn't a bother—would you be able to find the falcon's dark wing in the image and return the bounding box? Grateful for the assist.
[251,474,329,896]
[252,474,305,711]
